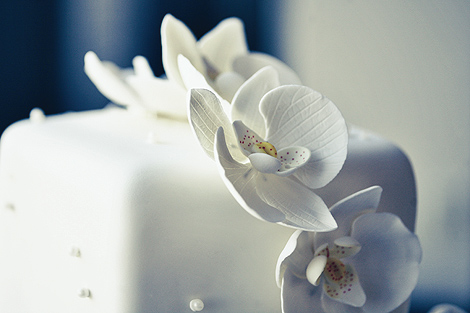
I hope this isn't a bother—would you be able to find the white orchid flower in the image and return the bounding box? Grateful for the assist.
[84,51,187,119]
[84,14,298,117]
[162,14,301,102]
[189,81,348,231]
[276,186,422,313]
[188,65,282,162]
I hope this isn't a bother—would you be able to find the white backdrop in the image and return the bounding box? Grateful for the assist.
[277,1,469,310]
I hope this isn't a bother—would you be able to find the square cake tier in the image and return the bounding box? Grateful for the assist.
[0,107,415,312]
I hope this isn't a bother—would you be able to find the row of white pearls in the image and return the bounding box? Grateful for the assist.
[69,245,204,309]
[189,299,204,311]
[69,246,91,298]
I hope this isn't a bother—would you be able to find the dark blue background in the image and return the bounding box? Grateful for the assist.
[0,0,282,133]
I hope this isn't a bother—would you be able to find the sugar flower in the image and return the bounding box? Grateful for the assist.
[162,14,301,102]
[84,14,299,117]
[188,65,282,162]
[84,51,187,118]
[189,80,348,231]
[276,186,422,313]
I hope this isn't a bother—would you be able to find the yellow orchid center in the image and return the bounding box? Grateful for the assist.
[255,142,278,158]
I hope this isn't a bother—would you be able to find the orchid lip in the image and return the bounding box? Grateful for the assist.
[248,153,281,174]
[306,255,327,286]
[233,120,312,177]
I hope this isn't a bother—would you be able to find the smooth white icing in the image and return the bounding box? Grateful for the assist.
[0,108,416,312]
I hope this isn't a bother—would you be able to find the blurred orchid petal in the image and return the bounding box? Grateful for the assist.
[85,51,187,118]
[214,71,246,102]
[162,14,298,103]
[233,52,302,85]
[178,55,215,94]
[197,17,248,73]
[84,51,139,107]
[161,14,204,87]
[126,76,187,118]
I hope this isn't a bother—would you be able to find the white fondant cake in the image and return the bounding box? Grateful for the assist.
[0,14,423,313]
[0,107,416,312]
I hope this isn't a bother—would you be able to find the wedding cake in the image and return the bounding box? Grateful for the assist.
[0,15,421,313]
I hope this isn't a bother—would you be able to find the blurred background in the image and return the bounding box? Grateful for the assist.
[1,1,468,312]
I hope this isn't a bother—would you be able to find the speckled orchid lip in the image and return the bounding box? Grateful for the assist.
[306,238,365,307]
[233,120,311,176]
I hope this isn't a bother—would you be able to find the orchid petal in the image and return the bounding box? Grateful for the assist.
[277,146,311,177]
[314,186,382,249]
[314,243,329,257]
[178,55,216,94]
[233,52,302,85]
[232,120,266,156]
[320,293,364,313]
[126,76,187,117]
[276,231,315,287]
[188,89,236,159]
[84,51,139,107]
[178,55,234,117]
[260,85,348,189]
[214,71,245,102]
[348,213,421,313]
[132,55,155,78]
[231,66,281,137]
[306,255,327,286]
[281,268,325,313]
[197,17,248,73]
[214,127,285,223]
[323,262,366,307]
[255,173,337,232]
[248,153,281,174]
[161,14,205,87]
[330,236,361,259]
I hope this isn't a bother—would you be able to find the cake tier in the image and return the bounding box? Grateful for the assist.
[0,108,415,312]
